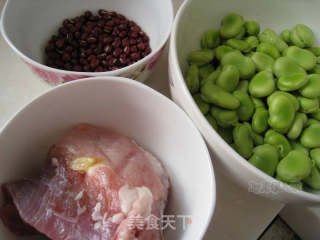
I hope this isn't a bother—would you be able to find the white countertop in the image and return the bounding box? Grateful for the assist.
[1,0,319,239]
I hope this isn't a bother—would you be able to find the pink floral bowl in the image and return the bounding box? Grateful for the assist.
[0,0,173,85]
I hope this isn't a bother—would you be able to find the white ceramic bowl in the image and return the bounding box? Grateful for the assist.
[169,0,320,205]
[0,0,173,84]
[0,77,215,239]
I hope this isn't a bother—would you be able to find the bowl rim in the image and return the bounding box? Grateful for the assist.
[0,0,174,76]
[0,76,216,239]
[170,0,320,202]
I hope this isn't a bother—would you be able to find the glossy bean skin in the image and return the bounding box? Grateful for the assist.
[233,90,254,121]
[216,65,240,92]
[281,29,291,43]
[276,150,312,182]
[206,114,218,130]
[287,113,307,140]
[256,42,280,59]
[264,129,291,158]
[301,124,320,148]
[244,21,260,36]
[310,148,320,169]
[215,45,238,61]
[259,28,288,52]
[311,111,320,121]
[268,94,295,133]
[283,46,316,71]
[221,51,256,79]
[307,47,320,57]
[290,24,315,48]
[291,141,309,156]
[226,39,250,52]
[201,68,221,87]
[211,107,239,128]
[245,36,259,51]
[303,166,320,190]
[297,96,319,113]
[201,80,240,109]
[299,74,320,98]
[185,64,200,94]
[193,94,210,115]
[267,91,299,112]
[249,70,275,98]
[244,122,264,146]
[234,27,246,40]
[252,107,269,134]
[199,64,215,80]
[249,144,279,176]
[251,52,274,72]
[233,123,254,158]
[187,49,215,66]
[252,97,265,109]
[201,30,220,49]
[235,80,249,92]
[305,118,320,128]
[220,13,244,39]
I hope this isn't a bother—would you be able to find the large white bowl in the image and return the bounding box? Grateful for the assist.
[0,77,216,239]
[169,0,320,205]
[0,0,173,84]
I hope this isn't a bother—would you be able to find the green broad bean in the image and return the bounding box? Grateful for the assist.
[199,64,215,80]
[185,65,200,94]
[201,80,240,109]
[299,74,320,98]
[201,30,220,49]
[226,39,250,52]
[187,49,215,66]
[305,118,320,127]
[233,123,254,158]
[201,68,221,87]
[283,46,316,71]
[220,13,245,39]
[303,166,320,190]
[252,97,265,109]
[251,52,274,72]
[297,96,319,113]
[233,90,254,121]
[235,80,249,92]
[290,24,315,48]
[244,122,264,146]
[291,141,309,156]
[211,107,239,127]
[310,148,320,170]
[217,127,233,144]
[278,74,308,92]
[245,36,259,51]
[249,144,279,176]
[244,21,260,36]
[268,94,296,133]
[193,94,210,115]
[221,51,256,79]
[259,28,288,52]
[301,124,320,148]
[264,129,292,158]
[267,91,299,111]
[307,47,320,57]
[276,175,304,190]
[277,150,312,182]
[249,70,275,98]
[310,64,320,74]
[281,29,291,43]
[216,65,240,92]
[234,27,246,40]
[206,114,218,130]
[256,42,280,59]
[287,113,307,140]
[311,111,320,121]
[215,45,238,61]
[252,107,269,134]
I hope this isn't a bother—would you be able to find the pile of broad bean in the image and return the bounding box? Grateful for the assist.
[186,13,320,191]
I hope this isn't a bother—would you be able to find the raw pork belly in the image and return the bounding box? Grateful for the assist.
[0,124,170,240]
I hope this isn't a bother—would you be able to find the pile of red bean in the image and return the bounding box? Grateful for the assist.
[44,10,151,72]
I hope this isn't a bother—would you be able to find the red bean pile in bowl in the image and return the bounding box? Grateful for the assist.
[44,10,151,72]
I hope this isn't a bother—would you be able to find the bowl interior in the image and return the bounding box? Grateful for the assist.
[1,0,172,64]
[172,0,320,202]
[0,77,215,240]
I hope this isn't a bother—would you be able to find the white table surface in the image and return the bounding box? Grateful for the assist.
[1,0,318,239]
